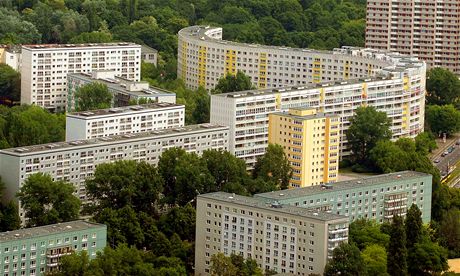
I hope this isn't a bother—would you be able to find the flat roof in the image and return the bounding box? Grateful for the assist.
[270,111,337,121]
[255,171,432,201]
[211,76,398,99]
[141,45,158,54]
[68,73,175,97]
[22,42,140,50]
[67,103,183,119]
[200,192,347,222]
[0,123,228,156]
[0,221,105,242]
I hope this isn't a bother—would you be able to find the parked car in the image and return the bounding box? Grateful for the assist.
[442,151,449,157]
[456,139,460,145]
[434,159,441,163]
[448,146,455,153]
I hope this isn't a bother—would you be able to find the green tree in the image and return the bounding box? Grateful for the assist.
[408,238,448,276]
[253,144,292,189]
[212,71,254,94]
[346,106,392,165]
[158,148,214,205]
[387,215,408,276]
[0,64,20,101]
[361,245,388,276]
[0,177,20,231]
[425,104,460,136]
[426,67,460,106]
[324,242,367,276]
[405,204,423,250]
[439,208,460,258]
[4,105,65,148]
[94,206,145,248]
[157,204,196,241]
[74,82,112,111]
[48,250,90,276]
[191,88,210,124]
[210,253,238,276]
[85,160,163,215]
[201,149,248,191]
[349,219,389,250]
[17,173,80,227]
[414,132,437,154]
[0,8,41,44]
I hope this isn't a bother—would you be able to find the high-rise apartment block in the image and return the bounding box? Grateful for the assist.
[255,171,432,223]
[365,0,460,74]
[178,26,425,91]
[211,74,425,168]
[67,70,175,111]
[21,43,141,111]
[0,124,228,222]
[0,220,106,275]
[66,103,185,141]
[268,108,340,187]
[195,192,348,275]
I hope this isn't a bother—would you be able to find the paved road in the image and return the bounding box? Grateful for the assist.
[434,143,460,175]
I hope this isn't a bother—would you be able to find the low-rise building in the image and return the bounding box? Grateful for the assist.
[255,171,432,223]
[0,220,106,275]
[67,70,176,111]
[268,108,340,187]
[66,103,185,141]
[141,45,158,66]
[0,124,229,223]
[195,192,348,276]
[0,45,21,71]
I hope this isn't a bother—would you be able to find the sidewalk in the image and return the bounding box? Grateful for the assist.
[430,133,459,160]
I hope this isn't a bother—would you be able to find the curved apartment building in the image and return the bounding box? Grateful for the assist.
[179,26,426,168]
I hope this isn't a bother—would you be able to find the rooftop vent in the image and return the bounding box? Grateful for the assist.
[313,212,319,216]
[279,193,285,197]
[14,234,20,237]
[271,201,282,209]
[397,174,402,178]
[357,181,362,184]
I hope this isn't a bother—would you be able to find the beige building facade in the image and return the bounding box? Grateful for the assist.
[195,192,348,276]
[366,0,460,74]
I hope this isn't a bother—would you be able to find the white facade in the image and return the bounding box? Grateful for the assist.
[66,103,185,141]
[211,67,425,168]
[0,124,229,223]
[195,192,348,275]
[20,43,141,111]
[67,70,176,111]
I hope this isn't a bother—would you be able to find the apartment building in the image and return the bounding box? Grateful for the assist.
[365,0,460,74]
[21,43,141,111]
[0,124,229,222]
[195,192,348,276]
[67,70,176,111]
[0,45,21,71]
[211,70,425,168]
[268,108,340,187]
[178,26,423,91]
[66,103,185,141]
[141,45,158,66]
[255,171,432,224]
[0,220,106,275]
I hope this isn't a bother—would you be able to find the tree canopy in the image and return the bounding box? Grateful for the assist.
[0,105,65,149]
[324,242,367,276]
[425,104,460,136]
[253,144,292,190]
[426,68,460,107]
[0,64,20,102]
[346,106,392,166]
[212,71,254,94]
[17,173,80,227]
[74,82,113,112]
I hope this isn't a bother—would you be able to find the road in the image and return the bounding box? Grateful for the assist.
[434,144,460,175]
